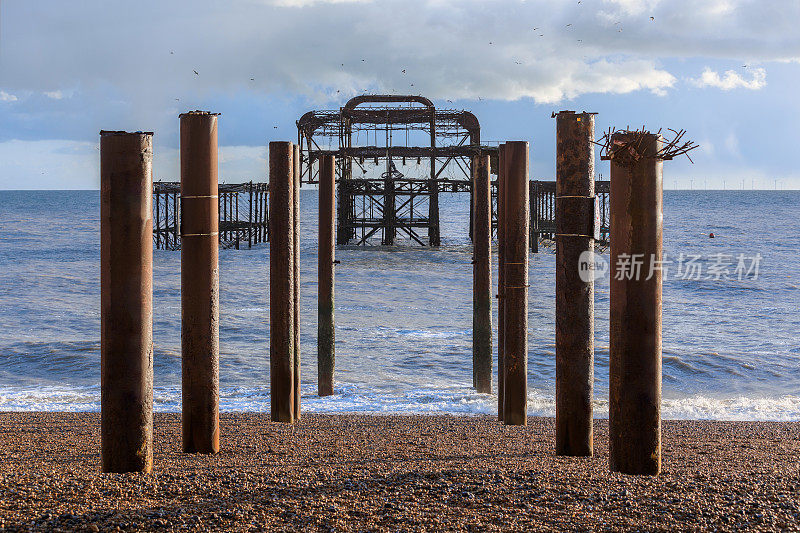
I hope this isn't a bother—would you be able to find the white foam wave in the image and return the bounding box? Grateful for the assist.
[1,385,798,421]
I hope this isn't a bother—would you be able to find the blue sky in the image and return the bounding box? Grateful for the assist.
[1,0,798,189]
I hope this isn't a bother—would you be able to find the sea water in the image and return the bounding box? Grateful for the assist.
[1,189,798,420]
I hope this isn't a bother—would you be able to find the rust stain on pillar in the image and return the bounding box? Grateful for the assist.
[293,144,301,419]
[472,154,492,394]
[555,111,596,456]
[609,131,663,475]
[100,130,154,473]
[180,111,220,453]
[496,143,506,421]
[318,155,336,396]
[270,141,295,423]
[503,141,529,426]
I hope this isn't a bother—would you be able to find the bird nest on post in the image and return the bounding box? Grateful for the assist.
[596,127,698,167]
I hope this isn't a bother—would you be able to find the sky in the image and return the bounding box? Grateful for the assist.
[0,0,799,189]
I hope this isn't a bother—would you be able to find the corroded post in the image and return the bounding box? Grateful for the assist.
[318,155,336,396]
[503,141,529,426]
[472,154,492,393]
[555,111,596,456]
[180,111,220,454]
[269,141,295,423]
[497,143,506,421]
[609,131,663,475]
[293,144,301,418]
[100,130,154,473]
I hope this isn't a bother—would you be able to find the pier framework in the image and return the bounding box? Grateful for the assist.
[297,95,498,246]
[153,181,269,250]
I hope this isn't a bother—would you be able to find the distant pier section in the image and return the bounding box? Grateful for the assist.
[153,181,269,250]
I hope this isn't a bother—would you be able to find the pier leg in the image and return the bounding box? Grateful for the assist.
[555,111,596,457]
[293,144,301,419]
[497,144,506,422]
[503,141,529,426]
[269,141,295,423]
[609,131,663,475]
[318,155,336,396]
[180,111,220,453]
[473,154,492,394]
[100,131,154,473]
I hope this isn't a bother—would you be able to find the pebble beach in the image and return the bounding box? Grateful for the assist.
[0,413,798,532]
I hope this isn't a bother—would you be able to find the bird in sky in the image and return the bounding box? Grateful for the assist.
[566,23,572,27]
[193,70,199,75]
[402,69,406,73]
[650,16,655,20]
[489,41,493,45]
[250,78,254,81]
[532,27,538,30]
[170,51,174,55]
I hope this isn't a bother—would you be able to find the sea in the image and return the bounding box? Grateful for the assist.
[1,189,798,420]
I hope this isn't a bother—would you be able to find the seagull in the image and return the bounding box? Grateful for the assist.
[650,16,655,20]
[566,23,572,27]
[250,78,254,81]
[170,51,174,55]
[402,69,406,73]
[193,70,199,75]
[489,41,493,45]
[532,27,538,30]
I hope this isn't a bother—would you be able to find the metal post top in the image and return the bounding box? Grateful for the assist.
[100,130,154,137]
[551,110,598,118]
[179,110,221,117]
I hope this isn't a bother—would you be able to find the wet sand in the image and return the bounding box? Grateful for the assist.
[0,413,798,531]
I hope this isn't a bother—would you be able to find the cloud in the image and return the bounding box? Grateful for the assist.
[44,90,65,100]
[690,67,766,90]
[3,0,797,113]
[0,91,18,102]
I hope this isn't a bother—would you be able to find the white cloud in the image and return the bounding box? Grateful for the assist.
[690,67,766,90]
[3,0,797,110]
[44,90,65,100]
[0,91,18,102]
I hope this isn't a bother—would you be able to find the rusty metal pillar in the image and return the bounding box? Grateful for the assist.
[269,141,295,423]
[609,131,663,475]
[180,111,220,454]
[503,141,529,426]
[473,154,492,394]
[318,155,336,396]
[496,143,506,421]
[293,144,301,419]
[555,111,596,456]
[100,131,154,473]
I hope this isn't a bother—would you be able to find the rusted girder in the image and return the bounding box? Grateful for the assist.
[555,111,596,457]
[609,131,663,475]
[472,154,492,394]
[318,155,336,396]
[503,141,530,426]
[269,141,295,423]
[100,130,154,473]
[496,143,507,422]
[180,111,221,454]
[293,144,301,419]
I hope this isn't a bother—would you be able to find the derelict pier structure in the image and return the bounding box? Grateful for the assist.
[297,95,499,246]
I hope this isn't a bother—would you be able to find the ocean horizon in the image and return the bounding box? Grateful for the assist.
[1,188,798,421]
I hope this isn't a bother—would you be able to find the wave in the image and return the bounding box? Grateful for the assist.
[2,384,798,421]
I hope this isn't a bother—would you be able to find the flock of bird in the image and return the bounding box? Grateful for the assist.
[173,9,751,113]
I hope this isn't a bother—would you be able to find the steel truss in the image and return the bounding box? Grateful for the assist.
[298,95,497,246]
